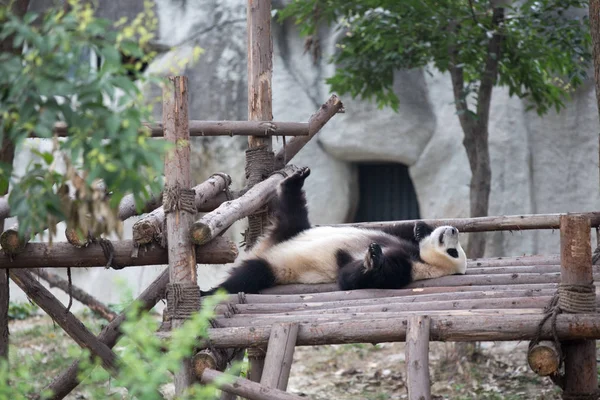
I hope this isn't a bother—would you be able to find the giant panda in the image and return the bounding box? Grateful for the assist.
[201,166,467,295]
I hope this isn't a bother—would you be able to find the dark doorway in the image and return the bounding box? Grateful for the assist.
[352,163,421,223]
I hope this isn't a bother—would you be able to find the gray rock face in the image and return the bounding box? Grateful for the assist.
[7,0,600,307]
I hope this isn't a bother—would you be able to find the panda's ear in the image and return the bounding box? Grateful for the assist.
[414,221,434,241]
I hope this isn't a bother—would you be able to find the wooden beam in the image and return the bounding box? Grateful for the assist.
[528,341,561,377]
[201,368,306,400]
[44,269,168,400]
[0,237,238,268]
[326,211,600,233]
[215,286,561,307]
[157,314,600,348]
[559,215,598,398]
[49,120,309,138]
[406,315,431,400]
[163,75,198,395]
[260,323,299,391]
[190,165,297,245]
[133,173,231,246]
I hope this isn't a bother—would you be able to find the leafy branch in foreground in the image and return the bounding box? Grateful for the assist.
[0,0,177,241]
[1,289,234,399]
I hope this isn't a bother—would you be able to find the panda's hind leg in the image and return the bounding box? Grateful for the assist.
[269,166,311,243]
[336,244,414,290]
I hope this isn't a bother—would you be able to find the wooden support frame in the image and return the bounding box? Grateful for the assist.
[0,237,238,268]
[406,315,431,400]
[260,323,299,391]
[558,215,598,398]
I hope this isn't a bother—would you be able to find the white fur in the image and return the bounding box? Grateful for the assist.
[414,225,467,281]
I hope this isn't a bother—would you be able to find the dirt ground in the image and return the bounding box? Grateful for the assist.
[7,313,569,399]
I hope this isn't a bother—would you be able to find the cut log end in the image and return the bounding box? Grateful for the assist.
[65,228,91,248]
[132,220,160,246]
[193,350,227,379]
[190,223,212,246]
[527,341,561,376]
[0,228,27,254]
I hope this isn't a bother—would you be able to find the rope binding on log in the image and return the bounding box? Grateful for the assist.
[165,282,201,321]
[529,282,597,391]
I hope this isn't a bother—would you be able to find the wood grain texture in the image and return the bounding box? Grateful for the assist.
[406,315,431,400]
[260,323,299,390]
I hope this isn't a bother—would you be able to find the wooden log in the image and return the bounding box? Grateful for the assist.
[64,227,90,248]
[559,215,598,397]
[327,211,600,233]
[0,237,238,268]
[406,315,431,400]
[466,265,566,274]
[260,323,299,391]
[273,94,345,169]
[133,173,231,246]
[215,309,546,328]
[216,295,564,317]
[44,269,168,400]
[163,75,198,395]
[190,165,297,245]
[8,270,119,373]
[247,348,266,384]
[468,254,560,267]
[0,220,8,360]
[260,272,600,295]
[156,314,600,348]
[527,341,561,377]
[215,287,562,308]
[51,120,309,138]
[116,190,163,221]
[192,349,229,378]
[0,223,29,255]
[32,268,117,321]
[201,368,306,400]
[219,284,569,304]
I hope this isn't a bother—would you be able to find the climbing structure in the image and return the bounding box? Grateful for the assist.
[1,0,600,399]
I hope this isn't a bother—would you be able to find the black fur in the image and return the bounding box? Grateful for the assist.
[267,167,311,244]
[200,258,276,295]
[337,242,418,290]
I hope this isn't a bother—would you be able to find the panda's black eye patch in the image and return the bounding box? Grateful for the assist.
[447,248,458,258]
[438,234,444,245]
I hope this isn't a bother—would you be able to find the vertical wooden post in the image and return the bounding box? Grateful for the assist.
[163,76,199,394]
[260,323,299,391]
[245,0,274,381]
[559,214,597,398]
[406,315,431,400]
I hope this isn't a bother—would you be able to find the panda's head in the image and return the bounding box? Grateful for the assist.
[414,221,467,274]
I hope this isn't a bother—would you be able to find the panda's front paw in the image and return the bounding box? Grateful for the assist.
[281,166,311,190]
[364,243,383,272]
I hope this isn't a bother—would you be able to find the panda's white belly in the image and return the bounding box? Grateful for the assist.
[255,226,389,284]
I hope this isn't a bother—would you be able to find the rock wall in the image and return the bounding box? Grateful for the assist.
[6,0,600,307]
